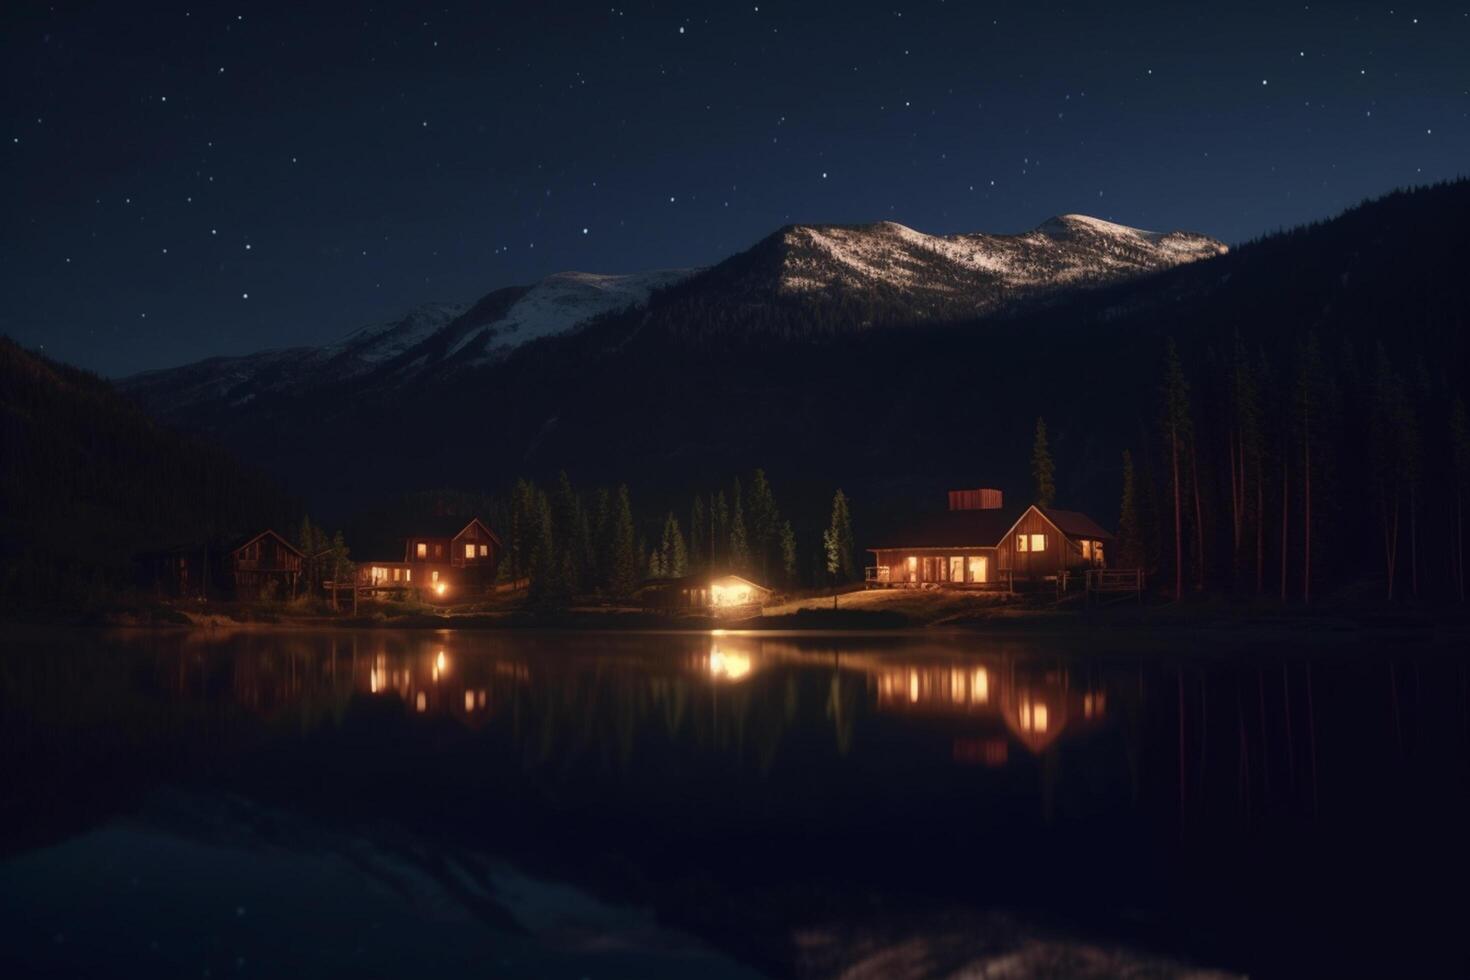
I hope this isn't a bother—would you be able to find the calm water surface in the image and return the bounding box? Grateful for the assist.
[1,628,1467,978]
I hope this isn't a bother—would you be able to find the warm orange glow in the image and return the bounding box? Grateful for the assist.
[710,581,751,606]
[707,647,752,681]
[972,667,989,703]
[464,690,475,711]
[434,581,447,597]
[415,691,427,712]
[909,669,919,703]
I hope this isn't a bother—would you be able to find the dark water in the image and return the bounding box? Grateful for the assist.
[1,628,1466,978]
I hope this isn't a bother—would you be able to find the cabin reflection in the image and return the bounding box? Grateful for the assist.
[153,631,1117,772]
[866,656,1108,757]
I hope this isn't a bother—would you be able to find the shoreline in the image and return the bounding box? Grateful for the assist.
[6,589,1469,643]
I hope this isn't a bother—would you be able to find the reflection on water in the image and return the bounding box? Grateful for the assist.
[2,628,1467,978]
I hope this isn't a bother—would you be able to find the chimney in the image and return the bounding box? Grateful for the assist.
[948,488,1003,511]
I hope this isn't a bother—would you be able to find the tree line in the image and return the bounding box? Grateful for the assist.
[1109,335,1470,603]
[502,470,857,605]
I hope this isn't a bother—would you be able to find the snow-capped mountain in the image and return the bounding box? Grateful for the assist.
[121,213,1224,418]
[761,214,1226,313]
[122,271,695,413]
[443,270,697,364]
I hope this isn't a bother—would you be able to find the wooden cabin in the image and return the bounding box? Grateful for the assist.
[643,573,772,615]
[228,529,304,598]
[358,516,502,602]
[867,489,1112,589]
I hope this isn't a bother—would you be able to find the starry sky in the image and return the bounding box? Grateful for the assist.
[3,1,1467,376]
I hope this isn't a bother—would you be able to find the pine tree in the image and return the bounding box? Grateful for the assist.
[508,478,539,586]
[711,490,730,570]
[1370,347,1407,600]
[1451,396,1470,602]
[1031,417,1056,507]
[551,471,584,594]
[1161,340,1193,600]
[823,489,856,583]
[527,489,560,603]
[748,468,780,581]
[780,520,798,587]
[688,494,707,572]
[608,485,639,597]
[728,478,750,574]
[657,512,688,579]
[1118,450,1142,569]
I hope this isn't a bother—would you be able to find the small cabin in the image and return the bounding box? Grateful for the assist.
[867,489,1112,589]
[643,574,772,616]
[228,529,304,598]
[359,516,502,602]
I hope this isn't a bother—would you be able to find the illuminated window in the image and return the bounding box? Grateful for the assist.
[1016,535,1028,553]
[1028,533,1047,552]
[479,544,488,557]
[1094,542,1105,565]
[416,542,427,559]
[431,570,439,583]
[1081,540,1092,560]
[967,556,987,582]
[405,568,411,582]
[465,543,475,559]
[392,567,401,582]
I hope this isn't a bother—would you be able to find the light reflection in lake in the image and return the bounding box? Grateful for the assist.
[2,627,1466,978]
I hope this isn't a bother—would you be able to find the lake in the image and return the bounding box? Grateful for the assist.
[1,627,1466,978]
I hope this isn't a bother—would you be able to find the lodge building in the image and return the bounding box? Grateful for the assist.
[867,489,1112,589]
[358,516,502,601]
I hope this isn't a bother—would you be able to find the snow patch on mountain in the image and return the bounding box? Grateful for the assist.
[779,214,1225,301]
[327,302,469,365]
[449,268,696,362]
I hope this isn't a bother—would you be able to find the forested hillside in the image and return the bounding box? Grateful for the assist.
[0,339,295,610]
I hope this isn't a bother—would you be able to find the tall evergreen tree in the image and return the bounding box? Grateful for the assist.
[527,489,561,603]
[747,468,780,581]
[822,489,856,583]
[711,490,730,570]
[1160,340,1194,600]
[1370,347,1408,600]
[551,471,585,594]
[688,494,708,572]
[1117,450,1143,570]
[779,520,798,586]
[1031,417,1056,507]
[655,512,689,579]
[508,478,539,586]
[728,478,750,574]
[1451,396,1470,602]
[608,485,639,597]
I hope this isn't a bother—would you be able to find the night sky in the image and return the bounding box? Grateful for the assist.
[4,2,1467,377]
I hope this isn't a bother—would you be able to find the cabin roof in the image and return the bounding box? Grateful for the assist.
[228,528,304,558]
[869,504,1112,550]
[867,506,1023,549]
[1039,507,1114,541]
[404,515,502,545]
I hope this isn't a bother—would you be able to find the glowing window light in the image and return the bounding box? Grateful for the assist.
[909,669,919,703]
[972,668,989,703]
[415,691,427,712]
[464,690,476,711]
[1034,703,1048,732]
[434,581,447,597]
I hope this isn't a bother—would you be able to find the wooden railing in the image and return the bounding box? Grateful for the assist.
[1085,568,1145,601]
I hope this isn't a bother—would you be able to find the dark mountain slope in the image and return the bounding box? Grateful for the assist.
[0,338,295,608]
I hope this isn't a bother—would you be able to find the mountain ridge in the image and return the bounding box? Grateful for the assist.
[120,213,1223,416]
